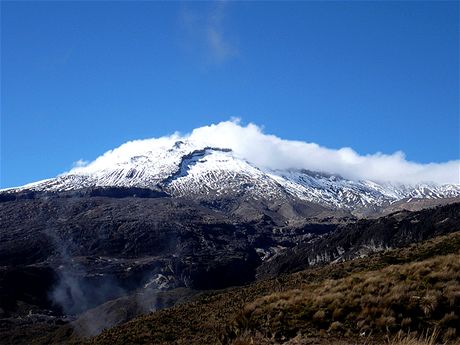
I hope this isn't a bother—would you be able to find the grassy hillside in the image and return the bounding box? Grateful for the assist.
[87,231,460,345]
[227,254,459,343]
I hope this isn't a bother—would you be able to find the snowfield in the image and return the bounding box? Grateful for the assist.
[4,139,460,210]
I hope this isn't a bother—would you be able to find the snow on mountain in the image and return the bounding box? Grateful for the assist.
[4,138,460,210]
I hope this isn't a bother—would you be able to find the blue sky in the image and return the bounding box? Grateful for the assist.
[1,1,458,188]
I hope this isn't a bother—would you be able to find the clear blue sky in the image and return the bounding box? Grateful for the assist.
[1,1,459,188]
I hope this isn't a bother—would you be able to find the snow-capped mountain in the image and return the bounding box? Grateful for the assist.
[4,138,460,211]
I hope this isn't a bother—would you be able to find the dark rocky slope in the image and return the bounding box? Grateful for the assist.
[257,202,460,278]
[0,191,335,322]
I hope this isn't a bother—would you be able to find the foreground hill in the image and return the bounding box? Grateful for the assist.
[87,230,460,345]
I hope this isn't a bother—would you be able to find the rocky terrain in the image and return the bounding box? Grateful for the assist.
[2,218,459,345]
[1,192,459,344]
[0,189,337,340]
[257,202,460,278]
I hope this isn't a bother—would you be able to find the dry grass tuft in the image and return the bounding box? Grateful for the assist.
[227,254,460,343]
[385,328,459,345]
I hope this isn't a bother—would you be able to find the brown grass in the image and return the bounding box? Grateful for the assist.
[387,329,460,345]
[226,254,460,343]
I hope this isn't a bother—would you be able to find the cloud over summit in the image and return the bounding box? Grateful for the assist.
[72,120,459,185]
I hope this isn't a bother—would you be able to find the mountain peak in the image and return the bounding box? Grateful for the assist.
[47,120,459,186]
[3,135,460,212]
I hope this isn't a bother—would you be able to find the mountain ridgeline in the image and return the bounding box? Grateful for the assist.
[4,140,460,214]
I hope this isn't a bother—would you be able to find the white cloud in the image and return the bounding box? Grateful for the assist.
[179,1,238,63]
[71,119,460,185]
[72,159,89,168]
[186,120,459,184]
[206,1,238,62]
